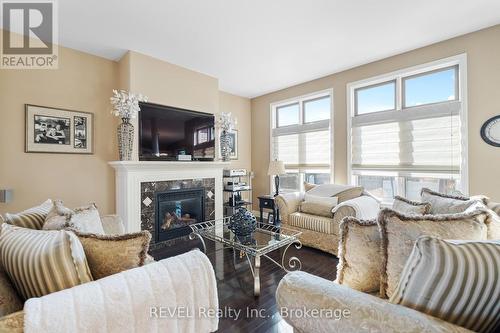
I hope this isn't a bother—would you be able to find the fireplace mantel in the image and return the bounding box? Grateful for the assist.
[109,161,229,233]
[109,161,230,172]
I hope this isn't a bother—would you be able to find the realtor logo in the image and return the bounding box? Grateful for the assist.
[1,0,58,69]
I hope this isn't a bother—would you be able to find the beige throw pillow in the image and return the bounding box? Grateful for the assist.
[390,237,500,333]
[74,230,151,280]
[43,202,105,235]
[0,224,93,300]
[378,208,488,299]
[465,200,500,240]
[420,188,479,214]
[335,217,381,293]
[336,187,364,203]
[4,199,52,230]
[0,267,23,317]
[300,194,338,217]
[303,182,317,192]
[392,196,430,215]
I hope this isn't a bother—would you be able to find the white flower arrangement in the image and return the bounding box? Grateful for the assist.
[110,89,148,119]
[216,112,237,132]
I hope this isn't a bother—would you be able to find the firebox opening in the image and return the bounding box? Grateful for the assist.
[155,187,205,242]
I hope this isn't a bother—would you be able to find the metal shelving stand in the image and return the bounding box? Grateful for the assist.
[223,172,253,217]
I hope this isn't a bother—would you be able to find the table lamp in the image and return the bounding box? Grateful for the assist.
[267,160,286,196]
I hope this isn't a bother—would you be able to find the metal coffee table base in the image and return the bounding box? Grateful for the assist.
[243,240,302,296]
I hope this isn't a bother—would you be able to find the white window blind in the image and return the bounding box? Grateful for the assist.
[348,56,467,201]
[352,110,461,173]
[273,130,330,169]
[271,91,332,191]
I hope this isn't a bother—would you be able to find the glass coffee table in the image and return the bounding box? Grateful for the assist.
[189,218,302,296]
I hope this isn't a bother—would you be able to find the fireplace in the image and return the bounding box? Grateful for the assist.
[155,188,205,242]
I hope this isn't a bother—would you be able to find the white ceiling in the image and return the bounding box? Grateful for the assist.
[21,1,500,97]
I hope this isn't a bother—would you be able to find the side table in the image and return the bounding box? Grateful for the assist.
[257,195,280,224]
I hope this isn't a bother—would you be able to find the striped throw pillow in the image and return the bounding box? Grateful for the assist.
[0,224,93,300]
[4,199,52,230]
[390,237,500,333]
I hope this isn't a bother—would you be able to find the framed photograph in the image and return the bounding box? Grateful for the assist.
[25,104,94,154]
[220,129,238,160]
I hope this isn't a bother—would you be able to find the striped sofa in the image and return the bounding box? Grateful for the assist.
[275,190,379,255]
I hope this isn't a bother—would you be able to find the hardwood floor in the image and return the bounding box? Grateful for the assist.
[152,237,339,333]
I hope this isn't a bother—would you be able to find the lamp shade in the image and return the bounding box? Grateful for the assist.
[267,160,286,176]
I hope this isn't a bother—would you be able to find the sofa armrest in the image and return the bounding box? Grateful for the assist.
[332,195,380,220]
[100,214,125,235]
[275,192,304,224]
[276,271,471,333]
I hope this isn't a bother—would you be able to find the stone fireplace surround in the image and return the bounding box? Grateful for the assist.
[142,178,214,250]
[109,161,227,249]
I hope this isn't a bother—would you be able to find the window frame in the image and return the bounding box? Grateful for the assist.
[354,79,397,116]
[270,89,334,193]
[346,54,468,201]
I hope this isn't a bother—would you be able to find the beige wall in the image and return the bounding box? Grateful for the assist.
[0,46,253,215]
[126,51,219,114]
[0,44,119,215]
[219,92,252,171]
[251,25,500,203]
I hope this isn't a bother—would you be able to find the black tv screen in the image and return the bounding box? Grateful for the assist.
[139,102,215,161]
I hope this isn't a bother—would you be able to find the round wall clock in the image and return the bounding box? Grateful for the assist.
[480,115,500,147]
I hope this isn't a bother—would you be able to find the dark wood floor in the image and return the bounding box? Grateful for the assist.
[152,236,338,333]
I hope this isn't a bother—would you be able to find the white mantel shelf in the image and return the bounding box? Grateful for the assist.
[109,160,229,233]
[109,160,230,172]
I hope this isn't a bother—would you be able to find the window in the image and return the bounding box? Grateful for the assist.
[403,66,458,108]
[276,103,299,127]
[348,55,467,203]
[272,91,332,192]
[355,80,396,115]
[304,96,331,123]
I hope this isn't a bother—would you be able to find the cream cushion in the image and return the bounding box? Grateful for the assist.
[4,199,52,230]
[43,202,105,235]
[300,195,338,217]
[335,217,381,293]
[306,184,364,203]
[392,196,430,215]
[377,208,488,299]
[421,188,478,214]
[0,224,93,300]
[288,212,336,234]
[465,200,500,240]
[390,237,500,333]
[74,230,151,280]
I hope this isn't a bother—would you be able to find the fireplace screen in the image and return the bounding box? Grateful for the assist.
[155,188,205,242]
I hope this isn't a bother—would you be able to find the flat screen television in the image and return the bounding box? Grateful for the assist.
[138,102,215,161]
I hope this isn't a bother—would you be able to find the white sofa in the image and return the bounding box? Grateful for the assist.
[0,211,219,333]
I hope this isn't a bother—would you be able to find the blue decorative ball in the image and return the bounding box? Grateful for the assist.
[228,208,257,237]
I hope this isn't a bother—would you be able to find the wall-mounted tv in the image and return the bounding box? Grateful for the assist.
[138,102,215,161]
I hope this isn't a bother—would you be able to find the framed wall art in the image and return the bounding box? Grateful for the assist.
[25,104,94,154]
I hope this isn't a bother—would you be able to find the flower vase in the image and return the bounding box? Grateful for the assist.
[220,130,231,162]
[118,118,134,161]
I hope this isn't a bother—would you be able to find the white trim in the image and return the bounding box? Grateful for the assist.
[269,88,334,192]
[346,53,468,194]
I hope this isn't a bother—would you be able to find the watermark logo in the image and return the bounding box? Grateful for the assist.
[1,0,58,69]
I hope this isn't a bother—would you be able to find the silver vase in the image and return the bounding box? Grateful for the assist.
[118,118,134,161]
[220,130,231,162]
